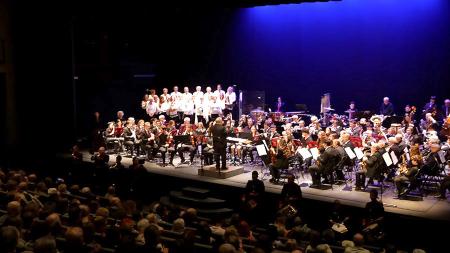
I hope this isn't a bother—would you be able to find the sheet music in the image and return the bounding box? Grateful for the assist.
[256,144,267,156]
[382,152,393,166]
[390,151,398,165]
[405,152,410,161]
[354,147,364,160]
[438,151,446,164]
[310,147,320,160]
[262,140,269,151]
[298,148,312,159]
[344,147,356,159]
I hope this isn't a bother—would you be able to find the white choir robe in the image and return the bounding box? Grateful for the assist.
[210,100,223,116]
[213,90,226,110]
[182,92,194,116]
[225,92,236,108]
[202,92,215,123]
[159,102,170,113]
[146,102,159,117]
[170,91,183,111]
[193,91,204,124]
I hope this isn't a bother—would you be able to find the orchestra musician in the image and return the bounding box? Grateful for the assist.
[123,117,137,156]
[422,96,437,117]
[380,97,394,116]
[154,126,171,167]
[346,101,357,120]
[242,126,260,164]
[116,110,126,125]
[308,139,340,186]
[442,99,450,118]
[140,122,157,161]
[356,144,382,191]
[173,123,197,166]
[394,154,421,197]
[275,96,285,112]
[420,112,439,133]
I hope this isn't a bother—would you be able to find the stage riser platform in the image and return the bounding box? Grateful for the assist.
[197,165,244,179]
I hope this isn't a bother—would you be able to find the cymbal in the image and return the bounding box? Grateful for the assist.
[324,107,335,111]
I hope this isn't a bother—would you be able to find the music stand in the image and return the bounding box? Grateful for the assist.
[173,135,191,167]
[240,132,252,140]
[256,144,269,180]
[198,144,204,176]
[174,135,191,145]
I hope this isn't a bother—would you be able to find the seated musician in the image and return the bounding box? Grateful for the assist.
[316,131,328,149]
[394,155,421,197]
[115,120,124,137]
[173,123,196,165]
[244,117,256,132]
[230,126,244,163]
[269,146,289,183]
[140,122,157,160]
[134,119,146,156]
[155,126,176,167]
[242,126,260,164]
[300,128,313,147]
[356,144,382,191]
[308,139,340,186]
[421,143,441,176]
[105,122,115,138]
[268,124,281,140]
[123,118,137,156]
[347,119,362,137]
[203,135,214,165]
[332,139,346,181]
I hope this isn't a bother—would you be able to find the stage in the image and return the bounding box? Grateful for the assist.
[80,151,450,221]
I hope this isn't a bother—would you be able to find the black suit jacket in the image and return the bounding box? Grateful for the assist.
[211,124,227,149]
[380,102,394,116]
[318,147,340,173]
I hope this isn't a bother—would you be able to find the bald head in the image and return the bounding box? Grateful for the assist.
[7,201,21,217]
[65,227,84,246]
[218,243,236,253]
[353,233,365,247]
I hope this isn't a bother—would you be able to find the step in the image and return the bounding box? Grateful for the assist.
[160,196,233,218]
[169,191,226,209]
[182,187,210,199]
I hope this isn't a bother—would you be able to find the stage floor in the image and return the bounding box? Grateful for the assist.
[81,151,450,221]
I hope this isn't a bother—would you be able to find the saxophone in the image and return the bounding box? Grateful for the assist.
[398,153,408,175]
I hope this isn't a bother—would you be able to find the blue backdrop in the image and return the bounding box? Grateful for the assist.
[212,0,450,114]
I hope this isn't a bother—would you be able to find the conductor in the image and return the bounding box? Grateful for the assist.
[211,117,228,171]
